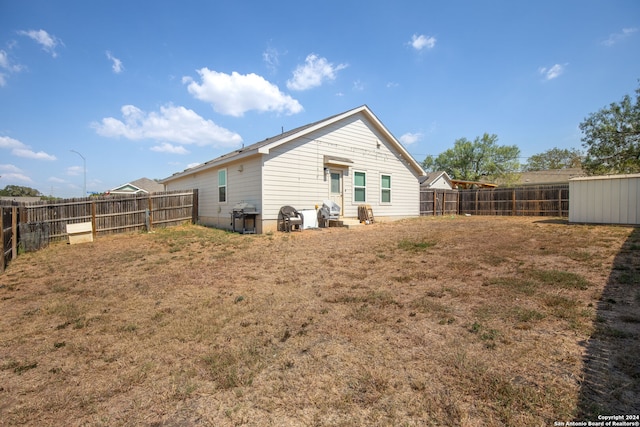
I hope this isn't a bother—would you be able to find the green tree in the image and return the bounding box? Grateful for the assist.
[0,185,43,197]
[422,133,520,182]
[579,83,640,175]
[524,147,583,171]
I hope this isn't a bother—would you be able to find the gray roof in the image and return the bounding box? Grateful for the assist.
[161,105,426,183]
[419,171,451,187]
[110,177,164,193]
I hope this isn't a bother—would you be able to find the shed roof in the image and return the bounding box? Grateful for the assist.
[569,173,640,182]
[161,105,425,183]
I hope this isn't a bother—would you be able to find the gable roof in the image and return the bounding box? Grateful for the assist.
[419,171,452,187]
[110,177,164,194]
[161,105,425,182]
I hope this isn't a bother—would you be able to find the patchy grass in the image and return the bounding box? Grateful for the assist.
[0,217,637,425]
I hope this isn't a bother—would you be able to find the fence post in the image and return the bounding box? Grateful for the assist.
[558,189,562,217]
[11,206,18,260]
[512,189,517,216]
[91,200,97,239]
[148,194,154,230]
[432,190,437,216]
[192,189,199,224]
[443,191,447,215]
[1,207,5,273]
[475,190,479,216]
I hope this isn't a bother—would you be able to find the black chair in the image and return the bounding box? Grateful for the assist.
[278,205,304,232]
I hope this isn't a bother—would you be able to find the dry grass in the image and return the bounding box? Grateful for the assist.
[1,216,638,426]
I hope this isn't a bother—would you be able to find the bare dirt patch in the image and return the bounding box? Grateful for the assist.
[1,216,638,426]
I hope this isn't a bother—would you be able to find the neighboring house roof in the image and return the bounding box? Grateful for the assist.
[451,180,498,189]
[419,171,452,188]
[0,196,42,204]
[516,168,585,186]
[110,177,164,194]
[161,105,426,183]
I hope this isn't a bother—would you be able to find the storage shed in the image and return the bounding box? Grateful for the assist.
[569,174,640,225]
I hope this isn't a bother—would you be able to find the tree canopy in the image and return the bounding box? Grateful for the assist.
[524,147,582,171]
[579,82,640,175]
[0,185,43,197]
[422,133,520,182]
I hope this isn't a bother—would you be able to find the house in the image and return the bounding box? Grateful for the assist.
[108,177,165,195]
[160,105,426,234]
[419,171,453,190]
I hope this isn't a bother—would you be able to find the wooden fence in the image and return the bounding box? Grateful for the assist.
[420,189,459,216]
[458,185,569,217]
[420,185,569,217]
[1,206,17,273]
[1,190,198,272]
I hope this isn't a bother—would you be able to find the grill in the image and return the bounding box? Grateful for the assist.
[231,202,259,234]
[317,199,340,227]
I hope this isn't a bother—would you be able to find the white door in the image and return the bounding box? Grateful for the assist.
[329,170,343,216]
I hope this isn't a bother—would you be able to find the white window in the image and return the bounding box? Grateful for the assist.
[381,174,391,203]
[354,171,366,202]
[218,169,227,203]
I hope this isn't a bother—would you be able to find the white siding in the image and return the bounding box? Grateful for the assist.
[569,174,640,225]
[165,156,263,230]
[429,176,453,190]
[262,112,420,222]
[163,107,424,234]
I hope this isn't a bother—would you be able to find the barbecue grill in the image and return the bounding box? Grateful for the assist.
[231,202,259,234]
[317,199,340,227]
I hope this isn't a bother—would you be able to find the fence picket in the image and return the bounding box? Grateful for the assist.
[420,185,569,217]
[0,190,198,273]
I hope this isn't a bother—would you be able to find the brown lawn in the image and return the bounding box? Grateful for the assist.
[0,216,638,426]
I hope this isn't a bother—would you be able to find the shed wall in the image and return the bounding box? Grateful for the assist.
[569,174,640,225]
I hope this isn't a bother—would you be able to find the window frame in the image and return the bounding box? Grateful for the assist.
[353,170,366,203]
[380,173,392,204]
[218,168,227,204]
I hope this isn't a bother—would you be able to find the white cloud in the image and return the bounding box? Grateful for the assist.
[0,172,32,182]
[601,27,638,46]
[287,54,348,91]
[0,49,22,72]
[92,104,243,148]
[151,142,189,154]
[184,68,303,117]
[106,51,124,73]
[48,176,67,183]
[263,46,284,72]
[0,49,24,87]
[66,166,83,176]
[410,34,436,51]
[186,162,202,169]
[539,63,567,80]
[352,80,364,91]
[0,164,32,182]
[399,132,423,145]
[0,164,22,173]
[18,29,63,58]
[0,136,56,160]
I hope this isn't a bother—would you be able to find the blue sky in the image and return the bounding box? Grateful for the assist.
[1,1,639,198]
